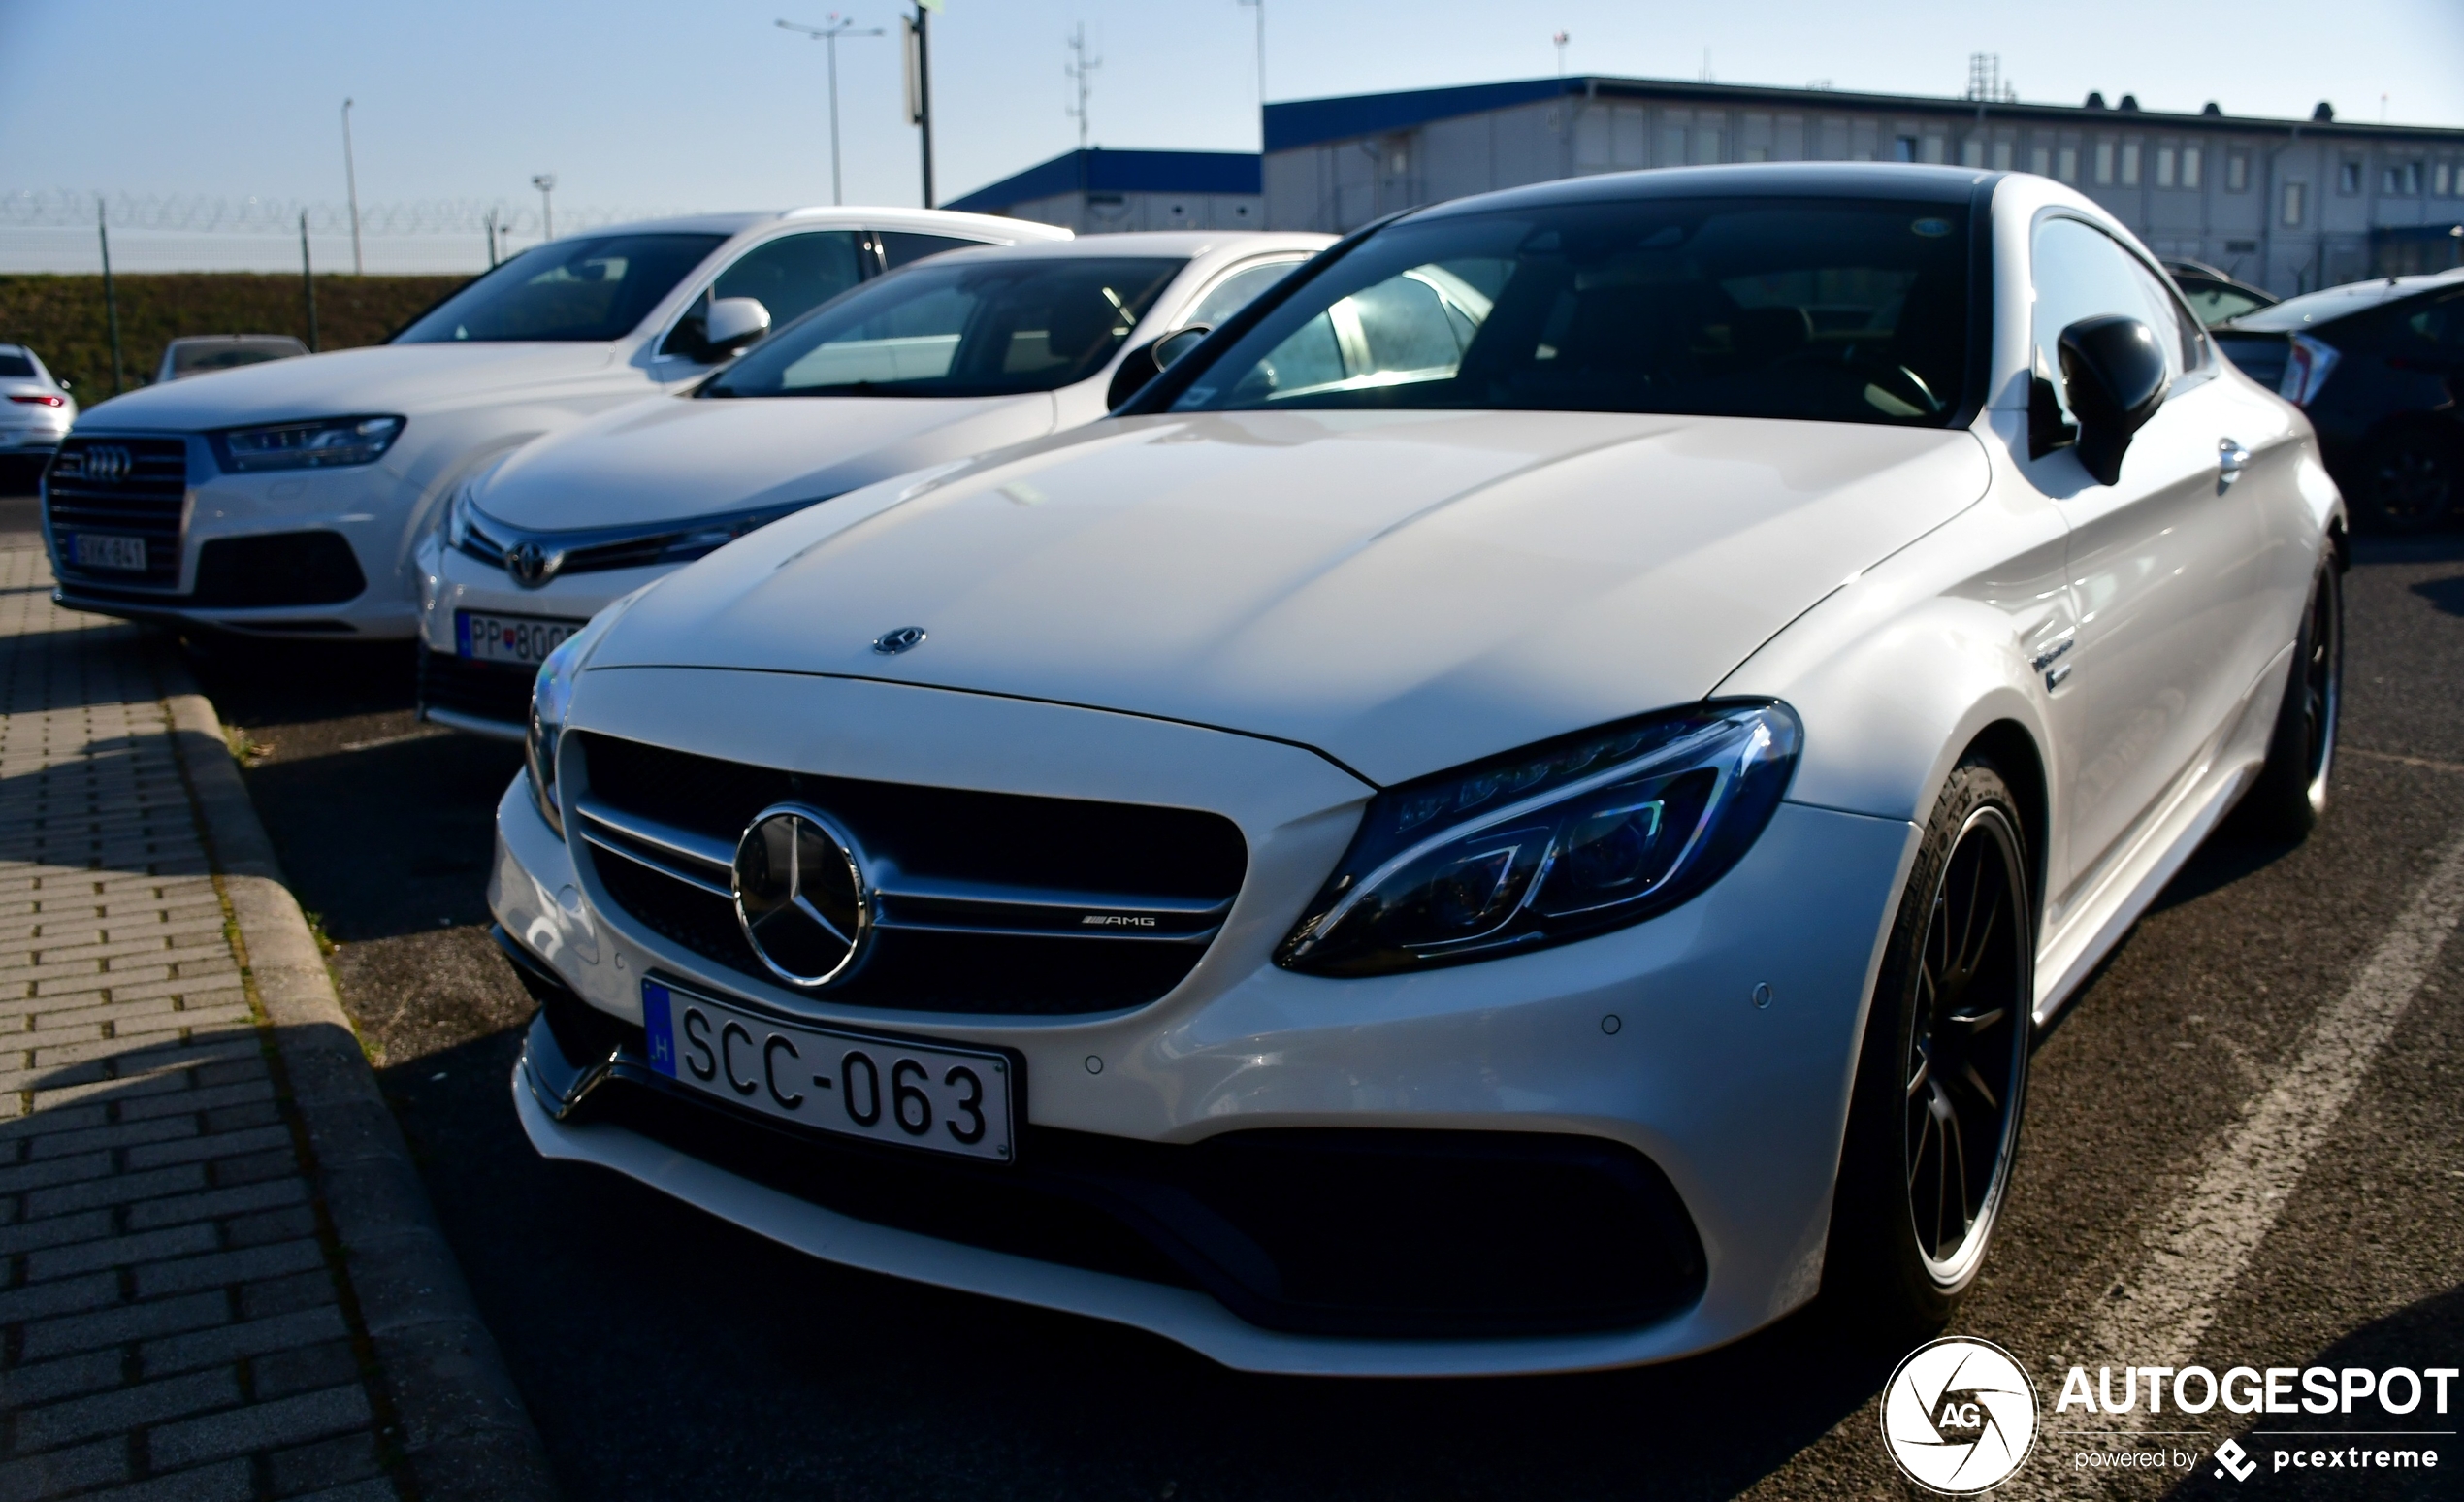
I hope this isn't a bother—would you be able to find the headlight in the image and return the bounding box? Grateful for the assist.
[212,415,404,473]
[523,603,630,838]
[1276,702,1800,976]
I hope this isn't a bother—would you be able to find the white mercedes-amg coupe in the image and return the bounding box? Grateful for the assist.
[489,163,2342,1376]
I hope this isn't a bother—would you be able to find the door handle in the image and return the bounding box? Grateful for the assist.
[2217,436,2251,490]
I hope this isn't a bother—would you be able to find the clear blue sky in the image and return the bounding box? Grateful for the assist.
[5,0,2460,216]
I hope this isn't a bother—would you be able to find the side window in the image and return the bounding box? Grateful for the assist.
[2031,217,2190,421]
[879,232,985,271]
[1179,259,1302,331]
[1227,262,1497,404]
[662,231,866,361]
[2401,293,2464,354]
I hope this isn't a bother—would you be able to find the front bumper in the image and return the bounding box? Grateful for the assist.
[414,534,670,735]
[489,672,1917,1374]
[45,433,431,637]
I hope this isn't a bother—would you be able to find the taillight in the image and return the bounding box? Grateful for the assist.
[8,394,65,407]
[2279,334,2341,408]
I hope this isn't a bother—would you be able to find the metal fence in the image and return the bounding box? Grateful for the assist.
[0,190,706,275]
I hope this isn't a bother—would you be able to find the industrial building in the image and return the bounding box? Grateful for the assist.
[1261,76,2464,293]
[943,148,1263,234]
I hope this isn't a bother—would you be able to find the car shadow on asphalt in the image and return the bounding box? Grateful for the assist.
[2157,1283,2464,1501]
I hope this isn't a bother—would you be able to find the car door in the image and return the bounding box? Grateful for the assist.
[2026,215,2268,912]
[654,229,872,375]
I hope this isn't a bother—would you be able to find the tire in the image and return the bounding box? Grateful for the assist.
[2241,556,2342,840]
[2358,430,2457,534]
[1824,762,2034,1334]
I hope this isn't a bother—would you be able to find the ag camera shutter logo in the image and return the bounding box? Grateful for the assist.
[1882,1337,2040,1492]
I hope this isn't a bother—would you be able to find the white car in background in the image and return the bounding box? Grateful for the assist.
[490,163,2342,1375]
[0,343,76,473]
[418,231,1327,736]
[41,208,1063,636]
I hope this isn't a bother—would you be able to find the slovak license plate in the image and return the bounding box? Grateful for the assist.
[71,533,146,571]
[456,610,580,667]
[641,978,1017,1162]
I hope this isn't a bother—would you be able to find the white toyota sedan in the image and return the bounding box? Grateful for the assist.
[417,231,1327,737]
[490,164,2341,1375]
[40,208,1061,637]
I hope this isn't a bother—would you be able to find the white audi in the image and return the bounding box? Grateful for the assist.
[417,231,1327,736]
[490,164,2341,1375]
[41,208,1061,637]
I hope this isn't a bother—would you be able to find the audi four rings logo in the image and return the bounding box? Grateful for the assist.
[1881,1337,2040,1493]
[84,445,133,484]
[731,804,872,988]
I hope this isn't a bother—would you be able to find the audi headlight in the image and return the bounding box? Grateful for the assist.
[524,603,630,839]
[212,415,404,473]
[1277,702,1801,976]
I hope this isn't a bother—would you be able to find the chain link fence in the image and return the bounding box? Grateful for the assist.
[1,189,705,274]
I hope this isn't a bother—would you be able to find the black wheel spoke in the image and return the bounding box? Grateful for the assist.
[1900,804,2028,1274]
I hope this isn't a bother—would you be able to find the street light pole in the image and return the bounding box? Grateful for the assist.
[340,98,363,275]
[904,0,941,208]
[1237,0,1264,132]
[532,174,558,241]
[778,16,885,206]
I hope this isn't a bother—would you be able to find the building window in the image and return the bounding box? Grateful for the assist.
[1695,126,1724,164]
[2121,141,2142,186]
[2156,147,2176,187]
[1893,135,1918,163]
[2284,181,2307,225]
[2059,146,2079,183]
[2438,162,2454,197]
[2094,140,2115,184]
[1993,140,2013,171]
[2227,153,2250,192]
[2338,159,2362,195]
[1961,138,1984,168]
[2383,161,2422,195]
[2183,146,2202,189]
[1924,135,1945,164]
[2030,146,2051,177]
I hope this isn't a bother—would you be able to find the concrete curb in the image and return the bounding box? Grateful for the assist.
[163,690,561,1502]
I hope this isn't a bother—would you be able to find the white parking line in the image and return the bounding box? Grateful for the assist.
[2089,820,2464,1376]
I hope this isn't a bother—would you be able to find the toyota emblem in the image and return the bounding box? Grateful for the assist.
[731,803,872,988]
[506,540,560,587]
[84,444,133,485]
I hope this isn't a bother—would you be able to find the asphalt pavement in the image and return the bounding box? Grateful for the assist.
[19,468,2460,1501]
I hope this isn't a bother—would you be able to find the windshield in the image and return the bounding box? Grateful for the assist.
[1169,197,1972,426]
[707,256,1183,399]
[393,233,727,343]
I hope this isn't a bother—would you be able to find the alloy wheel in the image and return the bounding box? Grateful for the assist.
[2298,567,2342,810]
[1903,805,2029,1284]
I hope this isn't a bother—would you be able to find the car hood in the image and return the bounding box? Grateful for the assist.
[593,409,1991,784]
[472,391,1056,531]
[70,343,624,431]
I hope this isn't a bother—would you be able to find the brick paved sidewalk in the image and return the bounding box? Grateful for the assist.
[0,546,432,1502]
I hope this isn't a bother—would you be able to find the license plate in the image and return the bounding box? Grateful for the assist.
[70,533,146,571]
[641,979,1017,1162]
[457,610,581,666]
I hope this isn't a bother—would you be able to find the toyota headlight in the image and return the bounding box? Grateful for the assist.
[523,602,632,838]
[1277,702,1800,976]
[212,415,404,473]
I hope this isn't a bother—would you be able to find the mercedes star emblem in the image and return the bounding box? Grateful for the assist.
[731,803,871,988]
[872,626,926,655]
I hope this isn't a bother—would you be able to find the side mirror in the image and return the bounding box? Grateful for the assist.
[2057,314,2169,485]
[1106,324,1213,411]
[705,297,771,358]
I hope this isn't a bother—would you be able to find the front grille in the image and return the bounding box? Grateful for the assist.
[45,437,188,589]
[573,733,1248,1015]
[420,649,535,728]
[520,986,1707,1339]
